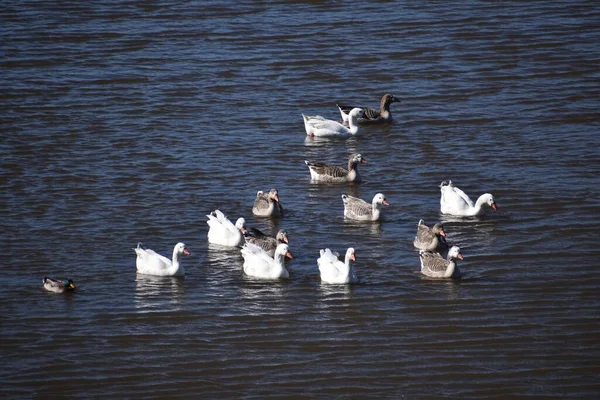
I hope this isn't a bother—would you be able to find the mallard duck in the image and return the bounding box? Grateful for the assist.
[133,242,190,277]
[317,248,357,284]
[304,153,367,183]
[241,242,293,280]
[302,108,364,137]
[419,246,464,278]
[43,277,76,293]
[244,228,289,257]
[252,188,284,217]
[337,93,400,125]
[206,209,246,247]
[440,180,498,216]
[341,193,389,221]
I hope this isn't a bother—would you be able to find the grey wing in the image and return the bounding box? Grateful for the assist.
[415,224,433,245]
[253,195,270,212]
[362,107,381,120]
[307,161,348,178]
[420,251,448,272]
[245,236,277,254]
[344,196,371,217]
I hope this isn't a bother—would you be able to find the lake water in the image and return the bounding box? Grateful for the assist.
[2,1,600,398]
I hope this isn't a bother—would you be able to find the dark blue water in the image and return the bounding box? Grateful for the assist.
[2,1,600,398]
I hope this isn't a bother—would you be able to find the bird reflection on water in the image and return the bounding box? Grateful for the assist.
[134,274,185,312]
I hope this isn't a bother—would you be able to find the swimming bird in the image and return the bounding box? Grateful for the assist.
[244,228,289,257]
[419,246,464,278]
[342,193,389,221]
[317,247,357,284]
[206,209,246,247]
[133,242,190,277]
[440,180,498,216]
[43,277,76,293]
[252,188,284,217]
[413,219,449,254]
[303,108,364,137]
[304,153,367,183]
[337,93,400,125]
[241,242,293,280]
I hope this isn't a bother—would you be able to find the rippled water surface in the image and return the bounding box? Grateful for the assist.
[2,1,600,398]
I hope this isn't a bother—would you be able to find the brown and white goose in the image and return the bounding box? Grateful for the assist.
[419,246,463,278]
[245,228,289,257]
[413,219,449,254]
[252,188,284,217]
[304,153,367,183]
[337,93,400,125]
[341,193,389,221]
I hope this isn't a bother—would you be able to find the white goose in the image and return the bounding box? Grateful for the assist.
[206,209,246,247]
[342,193,389,221]
[318,248,357,284]
[419,246,463,278]
[440,180,498,216]
[133,242,190,277]
[304,153,367,183]
[241,242,293,280]
[302,108,364,137]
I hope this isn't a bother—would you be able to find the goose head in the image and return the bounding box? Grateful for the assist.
[275,243,293,259]
[448,246,463,261]
[348,108,364,119]
[432,223,446,237]
[235,218,246,234]
[268,188,280,203]
[382,93,401,106]
[372,193,390,207]
[175,242,191,256]
[479,193,498,211]
[350,153,367,165]
[346,247,356,262]
[276,229,289,243]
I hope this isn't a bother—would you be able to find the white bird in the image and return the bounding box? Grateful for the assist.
[133,242,190,277]
[206,209,246,247]
[241,242,293,280]
[413,219,449,254]
[342,193,389,221]
[337,93,401,125]
[440,180,498,216]
[253,188,284,217]
[419,246,464,278]
[302,108,364,137]
[304,153,367,183]
[318,248,357,284]
[43,277,76,293]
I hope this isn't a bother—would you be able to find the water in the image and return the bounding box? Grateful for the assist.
[2,1,600,398]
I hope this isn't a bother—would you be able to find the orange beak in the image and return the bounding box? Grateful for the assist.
[286,251,293,259]
[439,230,446,237]
[457,253,463,260]
[350,253,356,261]
[383,200,390,206]
[491,202,498,211]
[184,248,191,256]
[361,159,368,164]
[283,237,289,243]
[274,194,280,202]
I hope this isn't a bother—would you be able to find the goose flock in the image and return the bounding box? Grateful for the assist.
[43,93,498,292]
